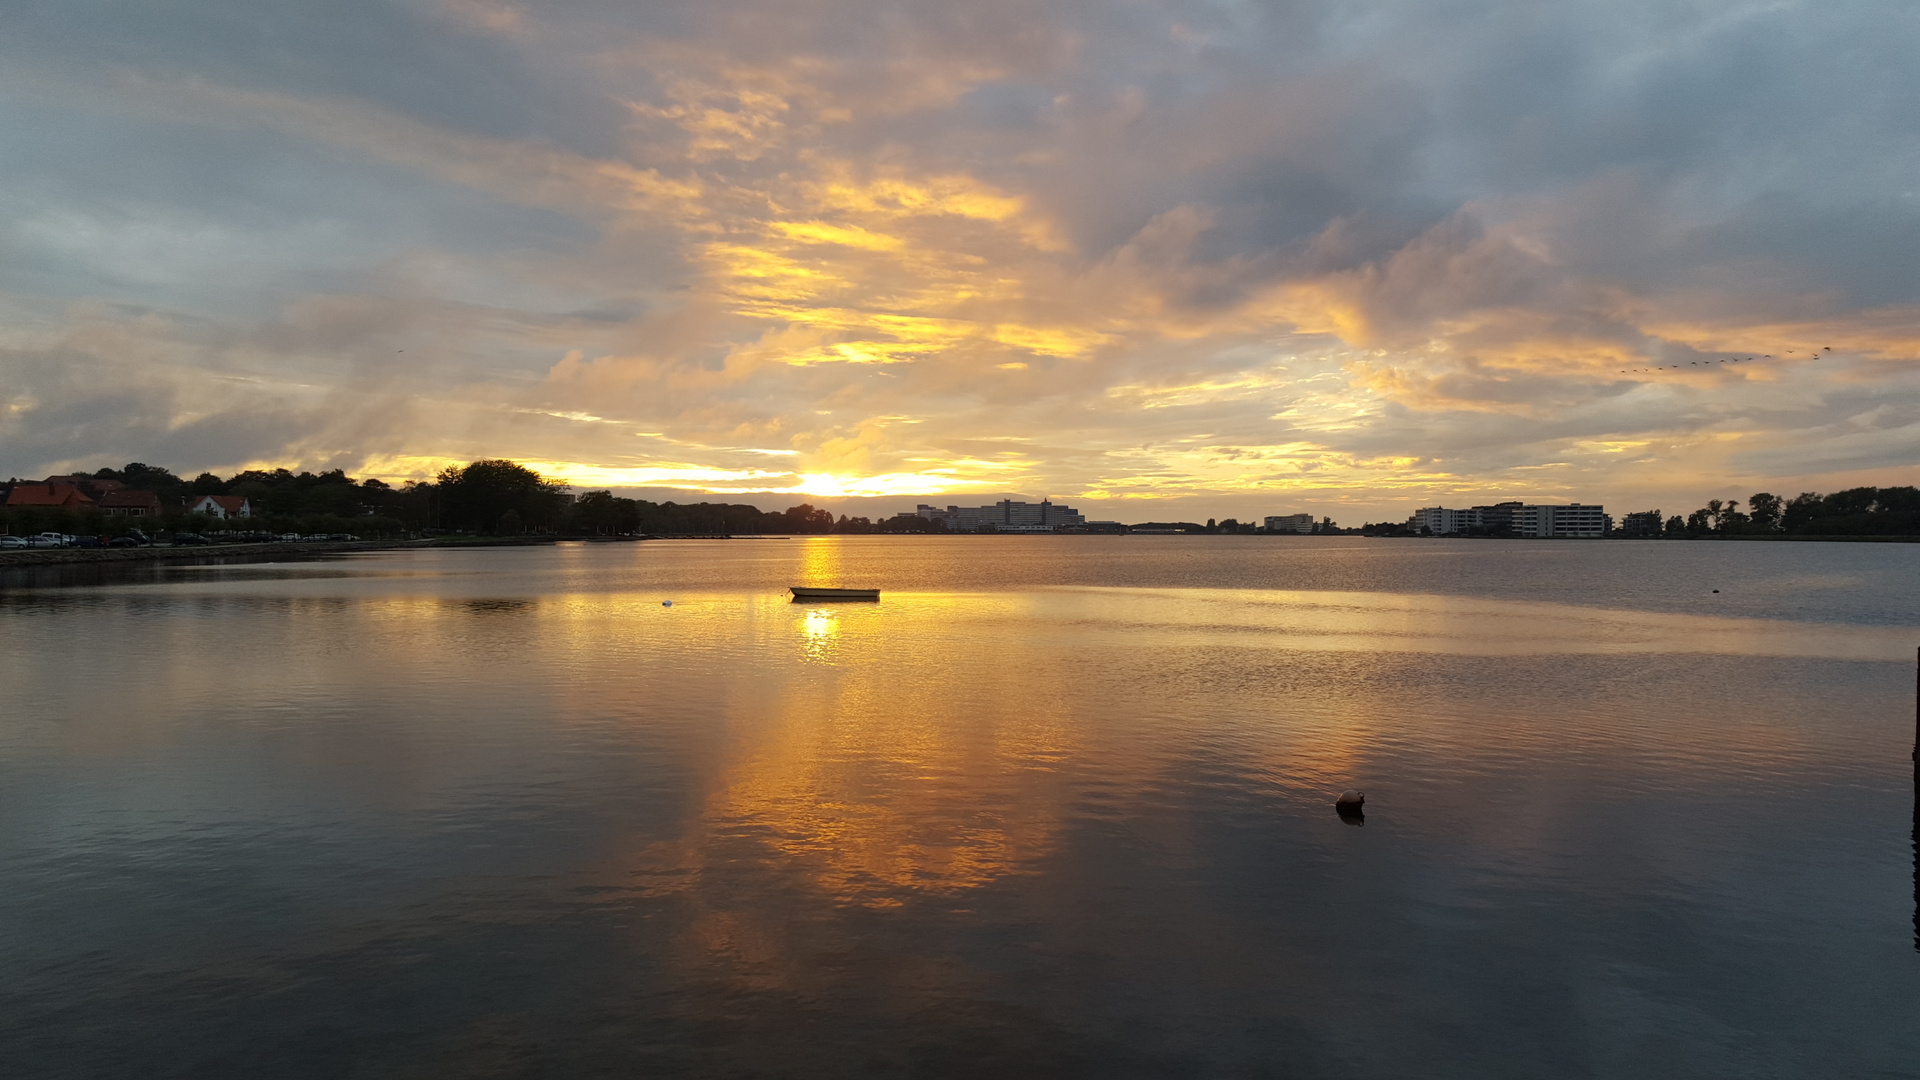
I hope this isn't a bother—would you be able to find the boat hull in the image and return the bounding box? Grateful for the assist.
[790,587,880,601]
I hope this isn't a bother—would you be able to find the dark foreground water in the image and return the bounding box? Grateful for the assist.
[2,537,1916,1078]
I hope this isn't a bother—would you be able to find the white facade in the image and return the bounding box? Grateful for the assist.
[1409,503,1610,537]
[188,495,252,519]
[1410,506,1481,535]
[1265,513,1314,533]
[1511,504,1610,538]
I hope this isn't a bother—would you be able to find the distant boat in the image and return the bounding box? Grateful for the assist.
[790,587,880,602]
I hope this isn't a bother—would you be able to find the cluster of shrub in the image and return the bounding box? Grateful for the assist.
[1639,487,1920,538]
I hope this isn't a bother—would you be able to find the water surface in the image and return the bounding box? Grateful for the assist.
[2,537,1915,1078]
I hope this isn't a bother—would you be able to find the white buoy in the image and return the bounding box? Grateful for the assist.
[662,600,673,607]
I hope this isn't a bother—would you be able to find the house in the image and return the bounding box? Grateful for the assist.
[5,482,96,509]
[188,494,251,519]
[99,490,165,517]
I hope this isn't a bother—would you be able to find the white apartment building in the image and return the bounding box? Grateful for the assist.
[1409,503,1610,537]
[1410,507,1480,535]
[1264,513,1315,533]
[1511,503,1610,538]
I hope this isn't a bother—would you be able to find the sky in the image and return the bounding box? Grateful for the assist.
[3,0,1919,523]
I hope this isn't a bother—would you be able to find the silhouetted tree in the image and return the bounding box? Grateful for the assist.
[435,459,567,533]
[782,504,835,533]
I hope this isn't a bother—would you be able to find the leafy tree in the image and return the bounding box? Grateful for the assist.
[1747,492,1782,531]
[572,490,637,535]
[435,459,568,533]
[782,504,835,533]
[1780,486,1920,535]
[112,463,187,500]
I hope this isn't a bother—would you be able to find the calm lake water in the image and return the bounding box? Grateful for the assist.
[2,537,1916,1078]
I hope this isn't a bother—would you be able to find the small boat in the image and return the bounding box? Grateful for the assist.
[790,586,880,602]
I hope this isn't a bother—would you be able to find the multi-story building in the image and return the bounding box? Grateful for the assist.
[916,500,1086,532]
[1407,502,1610,537]
[1511,503,1609,538]
[1409,507,1480,535]
[1264,513,1315,533]
[1474,501,1526,533]
[1618,510,1664,538]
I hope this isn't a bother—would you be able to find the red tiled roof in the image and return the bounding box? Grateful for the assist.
[198,495,248,511]
[5,483,94,508]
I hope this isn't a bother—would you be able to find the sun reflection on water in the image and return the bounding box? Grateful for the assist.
[799,607,840,664]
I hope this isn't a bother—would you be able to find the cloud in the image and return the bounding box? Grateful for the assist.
[1,0,1918,520]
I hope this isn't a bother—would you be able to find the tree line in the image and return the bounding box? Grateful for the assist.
[14,459,1916,541]
[1642,486,1920,538]
[4,459,931,538]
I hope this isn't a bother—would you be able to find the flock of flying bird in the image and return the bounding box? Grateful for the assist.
[1619,346,1833,374]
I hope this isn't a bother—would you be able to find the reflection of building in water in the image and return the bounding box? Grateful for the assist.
[1409,502,1612,538]
[915,500,1086,532]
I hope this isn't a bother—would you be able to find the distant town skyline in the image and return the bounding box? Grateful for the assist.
[0,459,1850,529]
[3,2,1918,523]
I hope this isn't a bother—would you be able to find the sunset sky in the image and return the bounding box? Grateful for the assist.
[4,0,1918,522]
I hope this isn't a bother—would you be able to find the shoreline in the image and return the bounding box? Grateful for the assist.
[0,535,567,568]
[5,532,1914,569]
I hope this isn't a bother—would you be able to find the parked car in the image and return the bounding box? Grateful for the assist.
[35,532,69,547]
[171,532,210,546]
[73,536,103,548]
[0,535,26,549]
[108,536,141,547]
